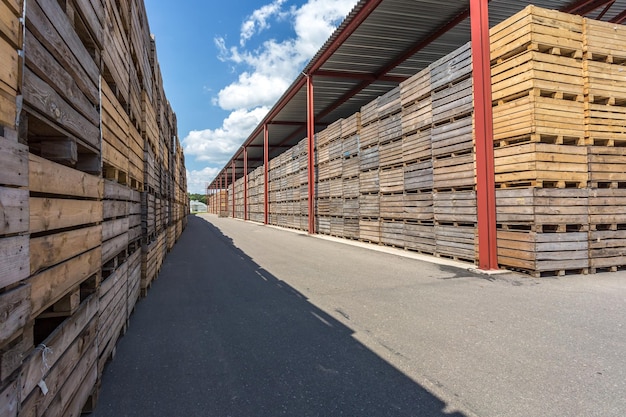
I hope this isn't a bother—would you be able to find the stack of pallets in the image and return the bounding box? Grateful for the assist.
[401,68,436,254]
[342,113,361,238]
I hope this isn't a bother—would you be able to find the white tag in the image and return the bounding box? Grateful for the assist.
[38,380,49,395]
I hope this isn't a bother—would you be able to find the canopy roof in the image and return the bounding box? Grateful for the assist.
[210,0,626,188]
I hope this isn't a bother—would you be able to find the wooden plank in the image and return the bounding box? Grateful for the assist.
[0,236,30,288]
[30,225,102,275]
[0,84,17,129]
[24,29,100,124]
[430,42,472,90]
[0,187,29,236]
[20,294,97,400]
[400,67,430,107]
[0,0,22,49]
[25,0,99,102]
[28,247,101,319]
[23,68,100,150]
[29,153,102,198]
[0,379,18,417]
[0,284,30,347]
[0,35,19,93]
[102,231,128,263]
[30,198,102,234]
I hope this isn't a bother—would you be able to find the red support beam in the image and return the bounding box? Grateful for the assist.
[471,0,498,270]
[307,75,316,235]
[231,161,236,218]
[243,147,248,221]
[264,124,269,225]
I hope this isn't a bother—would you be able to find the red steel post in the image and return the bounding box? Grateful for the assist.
[231,161,236,218]
[471,0,498,270]
[307,75,316,234]
[243,147,248,221]
[264,124,269,225]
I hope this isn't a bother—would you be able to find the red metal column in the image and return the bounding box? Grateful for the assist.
[243,147,248,221]
[471,0,498,270]
[231,161,236,218]
[263,124,269,225]
[306,75,316,234]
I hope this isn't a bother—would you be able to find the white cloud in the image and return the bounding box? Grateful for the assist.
[186,167,221,194]
[183,106,270,164]
[187,0,358,185]
[240,0,288,46]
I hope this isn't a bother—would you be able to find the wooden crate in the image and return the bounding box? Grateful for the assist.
[102,0,130,104]
[358,194,379,218]
[379,138,402,168]
[102,81,130,173]
[379,113,402,145]
[431,113,473,157]
[587,188,626,271]
[493,94,585,145]
[496,188,589,228]
[359,169,379,194]
[380,193,404,220]
[430,41,472,91]
[435,224,477,263]
[380,166,403,194]
[402,96,432,136]
[434,190,477,224]
[341,112,360,138]
[359,145,379,172]
[583,17,626,62]
[584,101,626,146]
[433,152,475,191]
[359,120,379,149]
[360,98,379,126]
[588,146,626,187]
[404,192,434,222]
[343,217,359,239]
[404,160,433,192]
[342,155,359,179]
[326,119,342,143]
[588,188,626,227]
[400,67,430,108]
[378,86,401,119]
[402,128,432,164]
[405,221,436,254]
[431,76,473,125]
[359,218,380,243]
[490,5,583,62]
[381,219,405,247]
[342,176,359,199]
[491,51,583,103]
[494,143,587,188]
[317,215,331,235]
[343,196,359,217]
[583,60,626,103]
[497,229,589,276]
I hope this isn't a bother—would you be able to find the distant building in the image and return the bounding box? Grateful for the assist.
[190,200,207,212]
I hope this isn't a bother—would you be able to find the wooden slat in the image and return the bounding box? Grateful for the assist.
[30,153,103,198]
[30,225,102,274]
[0,284,30,347]
[0,187,29,236]
[30,198,102,233]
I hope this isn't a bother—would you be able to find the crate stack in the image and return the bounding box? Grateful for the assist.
[583,18,626,273]
[297,137,310,230]
[341,113,361,239]
[377,87,404,247]
[491,6,590,276]
[400,67,436,254]
[248,165,264,222]
[0,0,186,413]
[326,120,344,236]
[358,98,381,243]
[234,176,245,219]
[429,42,478,262]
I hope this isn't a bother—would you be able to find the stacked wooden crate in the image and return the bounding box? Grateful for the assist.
[315,128,331,234]
[430,42,478,262]
[0,0,186,414]
[400,68,436,254]
[358,98,381,243]
[327,120,344,236]
[491,7,590,276]
[378,87,405,247]
[234,177,245,219]
[583,18,626,272]
[342,113,361,239]
[297,137,310,230]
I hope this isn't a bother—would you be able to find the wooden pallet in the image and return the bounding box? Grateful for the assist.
[491,51,583,103]
[493,94,585,144]
[583,17,626,63]
[494,143,588,188]
[404,160,433,192]
[400,67,430,108]
[434,190,477,224]
[490,5,583,62]
[584,60,626,103]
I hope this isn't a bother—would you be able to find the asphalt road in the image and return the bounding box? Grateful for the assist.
[92,214,626,417]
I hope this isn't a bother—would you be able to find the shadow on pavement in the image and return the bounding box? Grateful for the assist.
[92,215,467,417]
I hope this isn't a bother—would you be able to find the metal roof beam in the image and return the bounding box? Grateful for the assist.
[610,8,626,22]
[314,69,408,83]
[561,0,614,14]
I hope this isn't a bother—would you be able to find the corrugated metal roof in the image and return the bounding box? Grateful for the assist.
[211,0,626,186]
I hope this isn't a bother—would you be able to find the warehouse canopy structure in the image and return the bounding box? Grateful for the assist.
[208,0,626,270]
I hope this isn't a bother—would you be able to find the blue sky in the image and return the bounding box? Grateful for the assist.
[144,0,359,193]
